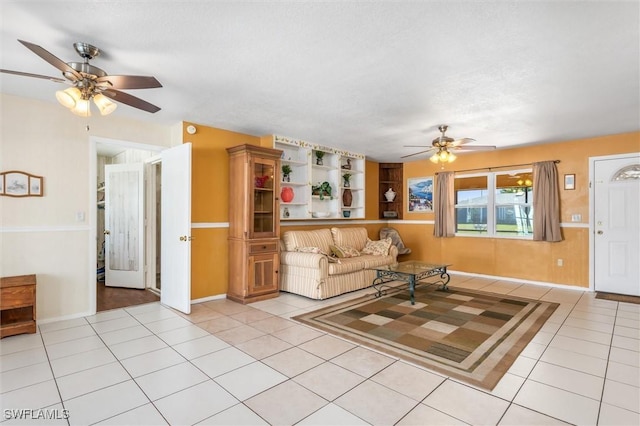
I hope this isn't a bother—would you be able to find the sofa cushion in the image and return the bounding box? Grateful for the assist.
[331,227,369,251]
[283,229,333,253]
[358,254,396,269]
[328,257,366,275]
[361,238,392,256]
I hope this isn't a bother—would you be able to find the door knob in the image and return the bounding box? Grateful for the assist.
[597,230,603,235]
[104,230,110,235]
[179,235,187,241]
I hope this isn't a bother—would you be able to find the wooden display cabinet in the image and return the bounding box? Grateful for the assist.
[1,274,37,338]
[379,163,404,219]
[226,144,282,304]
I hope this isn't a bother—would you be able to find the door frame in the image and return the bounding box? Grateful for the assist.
[89,136,164,314]
[588,152,640,292]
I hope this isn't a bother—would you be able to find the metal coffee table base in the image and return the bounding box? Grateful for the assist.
[372,265,450,305]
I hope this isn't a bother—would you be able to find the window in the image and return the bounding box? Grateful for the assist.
[455,170,533,238]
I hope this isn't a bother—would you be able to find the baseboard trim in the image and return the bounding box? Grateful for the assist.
[191,293,227,304]
[449,270,588,292]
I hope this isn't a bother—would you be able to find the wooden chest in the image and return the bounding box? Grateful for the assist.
[1,274,37,338]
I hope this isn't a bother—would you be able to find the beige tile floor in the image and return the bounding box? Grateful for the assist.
[1,275,639,425]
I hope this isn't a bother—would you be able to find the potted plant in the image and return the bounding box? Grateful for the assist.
[282,164,292,182]
[314,150,325,166]
[342,173,352,188]
[312,181,332,200]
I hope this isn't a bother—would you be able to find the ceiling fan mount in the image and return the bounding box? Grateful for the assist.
[432,125,455,147]
[73,42,101,60]
[0,39,162,114]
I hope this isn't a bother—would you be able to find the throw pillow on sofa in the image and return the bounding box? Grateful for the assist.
[361,238,392,256]
[329,244,361,258]
[295,246,340,262]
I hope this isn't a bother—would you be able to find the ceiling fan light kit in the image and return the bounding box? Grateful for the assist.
[1,39,162,116]
[55,87,117,116]
[55,87,81,108]
[430,149,457,164]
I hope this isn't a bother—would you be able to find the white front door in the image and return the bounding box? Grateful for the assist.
[160,143,192,314]
[594,155,640,296]
[104,163,145,289]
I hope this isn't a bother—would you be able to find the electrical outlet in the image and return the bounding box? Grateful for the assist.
[557,259,563,267]
[571,214,582,222]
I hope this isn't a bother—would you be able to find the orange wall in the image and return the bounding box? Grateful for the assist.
[401,131,639,288]
[184,122,260,299]
[186,124,639,299]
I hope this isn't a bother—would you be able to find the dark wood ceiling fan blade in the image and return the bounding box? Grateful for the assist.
[403,145,432,148]
[96,75,162,89]
[401,148,436,159]
[0,69,66,83]
[18,40,82,80]
[102,89,161,113]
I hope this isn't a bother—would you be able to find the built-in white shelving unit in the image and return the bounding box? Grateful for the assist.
[267,135,366,220]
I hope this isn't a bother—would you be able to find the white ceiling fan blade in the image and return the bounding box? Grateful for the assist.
[449,138,476,147]
[451,145,496,152]
[401,148,437,159]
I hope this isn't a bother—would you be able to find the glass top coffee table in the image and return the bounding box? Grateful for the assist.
[369,261,451,305]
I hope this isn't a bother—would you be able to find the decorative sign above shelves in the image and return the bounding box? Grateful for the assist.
[0,170,44,197]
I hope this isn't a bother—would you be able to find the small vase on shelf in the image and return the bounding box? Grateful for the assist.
[385,188,396,202]
[280,187,294,203]
[342,188,353,207]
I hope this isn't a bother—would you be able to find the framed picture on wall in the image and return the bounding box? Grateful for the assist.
[0,171,44,197]
[564,174,575,190]
[408,176,434,212]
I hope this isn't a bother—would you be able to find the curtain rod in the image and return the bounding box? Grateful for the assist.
[435,160,560,175]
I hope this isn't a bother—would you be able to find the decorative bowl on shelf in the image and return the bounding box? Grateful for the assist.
[311,212,331,218]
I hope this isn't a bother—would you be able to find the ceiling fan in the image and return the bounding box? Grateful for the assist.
[402,125,496,163]
[0,39,162,115]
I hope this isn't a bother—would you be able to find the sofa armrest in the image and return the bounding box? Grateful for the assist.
[280,251,328,268]
[389,245,399,260]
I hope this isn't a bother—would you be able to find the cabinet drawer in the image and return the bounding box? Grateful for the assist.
[249,242,278,255]
[0,286,35,309]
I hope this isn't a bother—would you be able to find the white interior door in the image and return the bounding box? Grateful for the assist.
[160,143,192,314]
[594,155,640,296]
[104,163,145,289]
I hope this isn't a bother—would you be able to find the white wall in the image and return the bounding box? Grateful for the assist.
[0,94,176,321]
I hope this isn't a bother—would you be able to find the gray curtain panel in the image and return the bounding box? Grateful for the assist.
[434,172,455,237]
[533,161,563,242]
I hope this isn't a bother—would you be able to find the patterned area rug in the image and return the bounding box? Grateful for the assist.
[294,285,558,390]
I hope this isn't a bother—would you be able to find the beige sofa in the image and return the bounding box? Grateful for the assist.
[280,227,398,300]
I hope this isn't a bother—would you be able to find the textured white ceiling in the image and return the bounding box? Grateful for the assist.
[1,1,638,162]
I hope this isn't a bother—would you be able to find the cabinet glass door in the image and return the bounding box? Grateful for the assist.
[252,158,276,237]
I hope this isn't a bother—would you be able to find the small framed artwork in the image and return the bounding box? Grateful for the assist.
[564,174,575,190]
[29,176,43,196]
[408,176,434,212]
[0,171,44,197]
